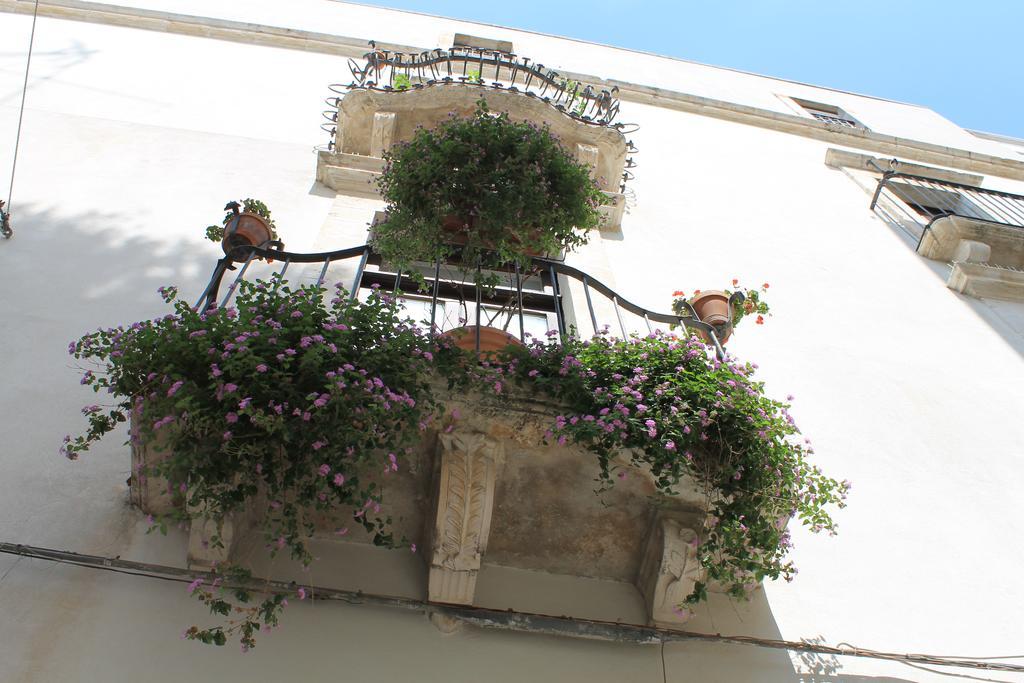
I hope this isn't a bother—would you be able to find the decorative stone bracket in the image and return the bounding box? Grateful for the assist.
[636,516,700,627]
[427,431,504,605]
[918,216,1024,301]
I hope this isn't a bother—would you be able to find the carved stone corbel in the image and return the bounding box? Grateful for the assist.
[428,431,504,605]
[636,516,701,627]
[370,111,398,158]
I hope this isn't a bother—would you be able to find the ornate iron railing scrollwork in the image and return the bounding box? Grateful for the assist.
[324,43,639,185]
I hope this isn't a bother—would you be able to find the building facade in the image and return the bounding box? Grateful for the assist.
[1,2,1022,682]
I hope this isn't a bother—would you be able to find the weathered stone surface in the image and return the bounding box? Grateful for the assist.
[334,86,628,193]
[947,261,1024,301]
[427,431,504,604]
[953,239,992,264]
[128,421,176,516]
[370,111,397,158]
[636,516,700,627]
[919,215,1024,269]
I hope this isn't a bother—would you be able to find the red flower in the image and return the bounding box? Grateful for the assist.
[756,315,765,325]
[731,278,739,287]
[693,289,702,295]
[672,290,685,297]
[762,283,770,289]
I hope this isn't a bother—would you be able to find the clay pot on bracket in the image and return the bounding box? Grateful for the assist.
[441,215,546,258]
[220,212,274,256]
[442,325,523,358]
[688,290,734,345]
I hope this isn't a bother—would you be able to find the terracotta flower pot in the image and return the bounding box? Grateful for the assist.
[442,325,523,358]
[221,212,274,256]
[689,290,733,345]
[440,215,546,258]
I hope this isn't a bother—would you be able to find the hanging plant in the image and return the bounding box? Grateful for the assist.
[495,331,849,607]
[205,199,280,256]
[372,100,606,288]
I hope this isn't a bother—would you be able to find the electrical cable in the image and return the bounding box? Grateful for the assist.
[1,541,1023,674]
[3,0,42,239]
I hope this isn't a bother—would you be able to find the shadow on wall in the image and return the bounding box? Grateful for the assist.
[869,212,1024,361]
[0,40,100,107]
[0,202,220,323]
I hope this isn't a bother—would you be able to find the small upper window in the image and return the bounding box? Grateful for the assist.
[452,33,513,54]
[791,98,866,130]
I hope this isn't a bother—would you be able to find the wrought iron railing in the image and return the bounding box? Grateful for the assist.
[195,244,737,360]
[870,170,1024,245]
[333,43,626,127]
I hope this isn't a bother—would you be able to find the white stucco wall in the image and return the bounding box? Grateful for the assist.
[1,4,1022,682]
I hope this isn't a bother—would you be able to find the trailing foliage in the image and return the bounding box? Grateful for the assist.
[496,330,849,607]
[65,279,463,647]
[372,101,605,287]
[64,280,845,647]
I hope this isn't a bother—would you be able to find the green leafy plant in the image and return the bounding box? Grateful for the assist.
[671,280,772,328]
[205,198,278,243]
[466,69,483,85]
[373,100,606,288]
[392,73,411,90]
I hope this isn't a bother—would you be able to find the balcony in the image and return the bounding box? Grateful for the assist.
[316,45,636,230]
[870,170,1024,300]
[121,242,742,630]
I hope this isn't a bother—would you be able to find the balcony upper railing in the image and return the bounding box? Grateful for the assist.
[329,43,627,128]
[195,244,736,360]
[870,170,1024,245]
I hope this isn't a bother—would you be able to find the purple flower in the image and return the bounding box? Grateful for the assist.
[223,383,238,394]
[291,311,303,319]
[225,412,238,424]
[255,364,268,373]
[187,578,203,594]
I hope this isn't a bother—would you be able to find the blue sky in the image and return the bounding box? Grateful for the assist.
[361,1,1024,139]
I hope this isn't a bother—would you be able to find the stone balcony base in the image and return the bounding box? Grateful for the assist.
[130,384,708,628]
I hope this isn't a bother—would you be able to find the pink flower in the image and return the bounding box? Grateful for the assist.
[335,527,349,536]
[318,464,330,476]
[256,364,268,373]
[225,412,238,424]
[410,543,417,553]
[333,473,345,486]
[223,383,238,394]
[297,587,307,600]
[187,578,203,594]
[167,380,184,397]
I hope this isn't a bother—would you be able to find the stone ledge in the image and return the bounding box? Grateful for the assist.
[918,215,1024,270]
[5,1,1023,180]
[824,148,984,186]
[948,262,1024,301]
